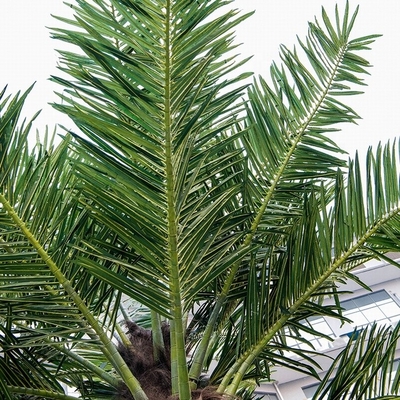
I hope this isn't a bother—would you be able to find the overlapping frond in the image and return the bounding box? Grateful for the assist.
[213,135,400,393]
[172,3,387,388]
[199,2,383,348]
[0,88,143,398]
[313,322,400,400]
[50,0,253,317]
[1,1,399,400]
[245,3,380,194]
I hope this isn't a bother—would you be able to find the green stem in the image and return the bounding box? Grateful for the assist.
[8,386,79,400]
[188,274,237,384]
[163,0,190,398]
[119,302,130,321]
[0,193,148,400]
[170,319,179,395]
[151,310,165,362]
[56,344,120,388]
[116,320,132,348]
[220,207,400,395]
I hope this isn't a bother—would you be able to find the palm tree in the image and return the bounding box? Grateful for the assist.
[0,1,399,399]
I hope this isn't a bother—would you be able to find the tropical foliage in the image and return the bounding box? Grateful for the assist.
[0,1,399,399]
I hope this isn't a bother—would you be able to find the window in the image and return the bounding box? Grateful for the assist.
[341,290,400,333]
[285,316,336,350]
[285,290,400,351]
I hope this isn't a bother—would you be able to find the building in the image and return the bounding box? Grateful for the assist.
[255,253,400,400]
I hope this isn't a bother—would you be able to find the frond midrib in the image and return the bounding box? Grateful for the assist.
[250,40,348,237]
[163,1,190,398]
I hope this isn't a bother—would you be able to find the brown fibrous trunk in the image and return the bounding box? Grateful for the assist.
[116,321,227,400]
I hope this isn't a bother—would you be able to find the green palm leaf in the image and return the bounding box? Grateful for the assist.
[51,0,253,397]
[2,1,399,400]
[51,0,252,310]
[0,87,150,399]
[215,138,400,395]
[313,322,400,400]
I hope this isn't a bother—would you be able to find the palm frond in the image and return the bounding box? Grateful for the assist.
[217,135,400,394]
[50,0,253,317]
[313,322,400,400]
[2,1,398,400]
[0,87,150,399]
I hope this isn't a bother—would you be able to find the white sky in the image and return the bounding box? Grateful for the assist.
[0,1,399,158]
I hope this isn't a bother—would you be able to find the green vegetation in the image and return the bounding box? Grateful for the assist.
[0,1,399,399]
